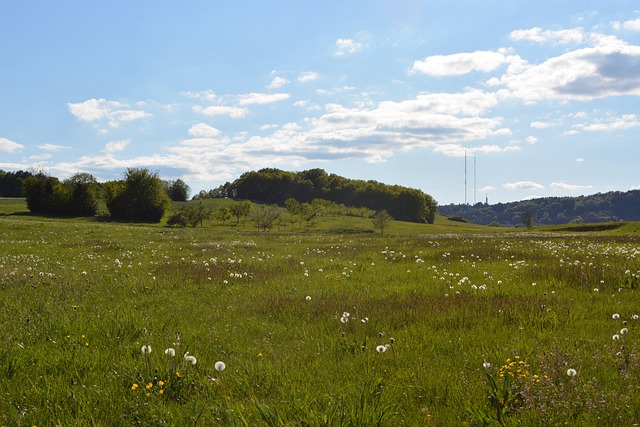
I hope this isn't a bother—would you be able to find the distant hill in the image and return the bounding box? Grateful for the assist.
[193,168,438,223]
[438,190,640,226]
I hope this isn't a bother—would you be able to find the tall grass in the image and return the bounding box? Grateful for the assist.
[1,205,639,425]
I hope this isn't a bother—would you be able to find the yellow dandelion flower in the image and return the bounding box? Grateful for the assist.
[85,342,89,347]
[258,352,263,357]
[158,380,165,386]
[176,371,182,378]
[146,382,153,390]
[131,383,139,391]
[159,389,164,395]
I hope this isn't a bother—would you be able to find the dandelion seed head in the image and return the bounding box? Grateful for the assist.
[215,361,226,371]
[165,348,176,357]
[483,361,491,369]
[376,345,387,353]
[141,345,152,355]
[567,368,577,377]
[621,328,629,335]
[613,334,620,340]
[612,313,621,319]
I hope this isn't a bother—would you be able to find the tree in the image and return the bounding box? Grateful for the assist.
[522,210,536,229]
[22,173,61,214]
[249,204,281,231]
[164,179,191,202]
[214,205,232,225]
[105,168,171,222]
[64,173,99,216]
[372,210,393,234]
[229,200,252,225]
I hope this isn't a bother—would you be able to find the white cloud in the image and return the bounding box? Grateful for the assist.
[298,71,320,83]
[268,76,289,89]
[526,136,538,144]
[188,123,221,137]
[183,90,217,101]
[509,27,586,45]
[503,181,545,190]
[550,182,593,190]
[192,105,248,118]
[237,92,290,106]
[0,137,24,153]
[68,98,151,127]
[623,18,640,31]
[575,114,640,132]
[38,144,65,151]
[410,49,516,76]
[104,139,130,153]
[335,38,363,56]
[493,41,640,101]
[479,185,496,192]
[576,157,585,162]
[530,121,552,129]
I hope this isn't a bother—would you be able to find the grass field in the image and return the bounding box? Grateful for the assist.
[1,198,640,425]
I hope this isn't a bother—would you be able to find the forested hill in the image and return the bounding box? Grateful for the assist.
[194,168,437,223]
[438,190,640,226]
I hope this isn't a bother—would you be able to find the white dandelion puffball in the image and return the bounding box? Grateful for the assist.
[483,361,491,369]
[612,313,620,319]
[376,345,387,353]
[141,345,152,355]
[215,361,226,371]
[305,295,311,301]
[621,328,629,335]
[165,347,176,357]
[567,368,577,377]
[185,355,197,365]
[613,334,620,340]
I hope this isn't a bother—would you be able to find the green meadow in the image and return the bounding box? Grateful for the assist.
[2,198,640,426]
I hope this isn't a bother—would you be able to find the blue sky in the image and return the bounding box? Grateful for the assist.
[1,1,640,205]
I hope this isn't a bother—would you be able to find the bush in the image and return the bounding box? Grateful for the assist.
[105,168,171,222]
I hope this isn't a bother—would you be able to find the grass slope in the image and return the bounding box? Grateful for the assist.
[1,198,640,425]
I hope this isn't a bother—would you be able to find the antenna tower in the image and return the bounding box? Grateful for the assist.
[464,151,467,205]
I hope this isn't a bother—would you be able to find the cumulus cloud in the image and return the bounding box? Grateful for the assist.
[526,136,538,144]
[336,38,363,56]
[188,123,221,137]
[68,98,151,127]
[192,105,248,118]
[574,114,640,132]
[493,30,640,101]
[298,71,320,83]
[0,137,24,153]
[503,181,545,190]
[410,49,516,76]
[268,76,289,89]
[237,92,290,106]
[530,121,552,129]
[104,139,130,153]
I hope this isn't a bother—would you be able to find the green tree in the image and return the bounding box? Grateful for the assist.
[214,205,232,225]
[230,200,252,225]
[164,179,191,202]
[64,173,99,216]
[105,168,171,222]
[372,210,393,234]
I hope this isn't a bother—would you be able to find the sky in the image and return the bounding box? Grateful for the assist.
[1,1,640,205]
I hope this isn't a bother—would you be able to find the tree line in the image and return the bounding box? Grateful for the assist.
[438,190,640,226]
[193,168,437,224]
[12,168,190,222]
